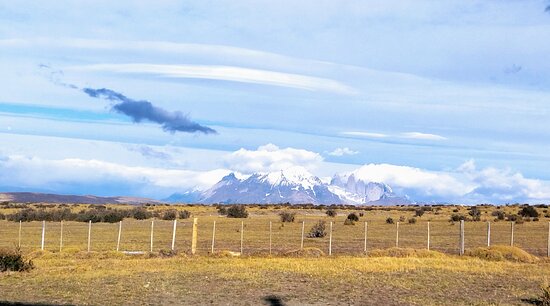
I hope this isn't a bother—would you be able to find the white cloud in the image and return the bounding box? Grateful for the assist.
[342,131,388,138]
[0,155,231,197]
[343,131,447,141]
[400,132,447,141]
[67,63,356,95]
[224,143,323,174]
[328,147,359,156]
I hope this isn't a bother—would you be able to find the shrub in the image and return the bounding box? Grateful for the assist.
[386,217,394,224]
[346,213,359,222]
[452,208,459,213]
[307,221,327,238]
[468,206,481,221]
[492,210,505,220]
[0,212,5,220]
[101,210,125,223]
[519,206,539,218]
[279,211,296,223]
[415,209,425,217]
[343,219,355,225]
[398,216,406,222]
[162,209,177,220]
[450,214,466,222]
[0,248,34,272]
[217,206,228,215]
[226,205,248,218]
[408,217,417,224]
[359,212,364,217]
[326,209,337,217]
[130,207,152,220]
[506,214,521,222]
[179,210,191,219]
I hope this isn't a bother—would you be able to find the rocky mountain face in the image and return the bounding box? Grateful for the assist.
[166,166,410,205]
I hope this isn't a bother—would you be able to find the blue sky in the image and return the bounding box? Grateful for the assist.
[1,0,550,203]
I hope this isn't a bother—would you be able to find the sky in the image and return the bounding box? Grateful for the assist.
[1,0,550,203]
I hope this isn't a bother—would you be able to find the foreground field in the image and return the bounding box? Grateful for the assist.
[1,252,549,305]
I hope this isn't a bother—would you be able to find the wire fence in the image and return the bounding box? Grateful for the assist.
[1,219,549,257]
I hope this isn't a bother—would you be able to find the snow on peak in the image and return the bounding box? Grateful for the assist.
[259,166,321,190]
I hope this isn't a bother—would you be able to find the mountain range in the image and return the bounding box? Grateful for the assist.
[166,166,410,205]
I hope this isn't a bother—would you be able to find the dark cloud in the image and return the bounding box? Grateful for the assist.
[82,88,216,134]
[546,5,550,12]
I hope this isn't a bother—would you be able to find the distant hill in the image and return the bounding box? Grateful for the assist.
[0,192,162,205]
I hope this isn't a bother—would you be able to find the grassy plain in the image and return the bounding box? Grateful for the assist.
[1,203,550,305]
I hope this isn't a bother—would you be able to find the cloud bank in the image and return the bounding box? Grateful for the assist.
[82,88,216,134]
[224,143,323,174]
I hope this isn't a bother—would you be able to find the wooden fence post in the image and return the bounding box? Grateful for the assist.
[427,221,430,250]
[240,221,244,255]
[191,218,198,255]
[487,221,491,247]
[171,219,177,251]
[269,221,272,255]
[364,221,368,253]
[116,221,122,252]
[329,221,333,256]
[87,220,92,253]
[59,220,63,252]
[18,220,22,248]
[150,219,154,253]
[300,221,305,250]
[510,221,514,246]
[211,221,216,254]
[547,221,550,257]
[396,222,399,248]
[41,220,45,251]
[459,220,465,255]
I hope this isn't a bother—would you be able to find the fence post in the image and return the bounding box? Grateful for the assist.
[459,220,465,255]
[269,221,272,255]
[427,221,430,250]
[329,221,333,256]
[364,221,368,253]
[191,218,198,255]
[59,220,63,252]
[116,221,122,252]
[240,221,244,255]
[396,222,399,248]
[171,219,177,251]
[300,221,305,250]
[18,220,22,248]
[510,221,514,246]
[41,220,45,251]
[150,219,154,253]
[87,220,92,253]
[547,221,550,257]
[211,221,216,254]
[487,221,491,247]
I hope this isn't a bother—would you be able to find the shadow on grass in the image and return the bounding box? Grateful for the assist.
[521,297,543,305]
[0,302,73,306]
[263,295,286,306]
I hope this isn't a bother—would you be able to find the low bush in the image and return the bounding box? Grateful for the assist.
[346,213,359,222]
[217,206,228,215]
[386,217,394,224]
[0,248,34,272]
[540,280,550,306]
[343,219,355,225]
[326,209,337,217]
[279,211,295,223]
[408,217,417,224]
[307,221,327,238]
[161,209,177,220]
[179,210,191,219]
[450,214,466,222]
[519,206,539,218]
[130,207,152,220]
[226,205,248,218]
[398,216,406,222]
[468,206,481,221]
[415,209,425,217]
[492,210,505,220]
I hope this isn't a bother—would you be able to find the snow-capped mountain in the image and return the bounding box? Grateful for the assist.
[166,166,410,205]
[199,166,341,204]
